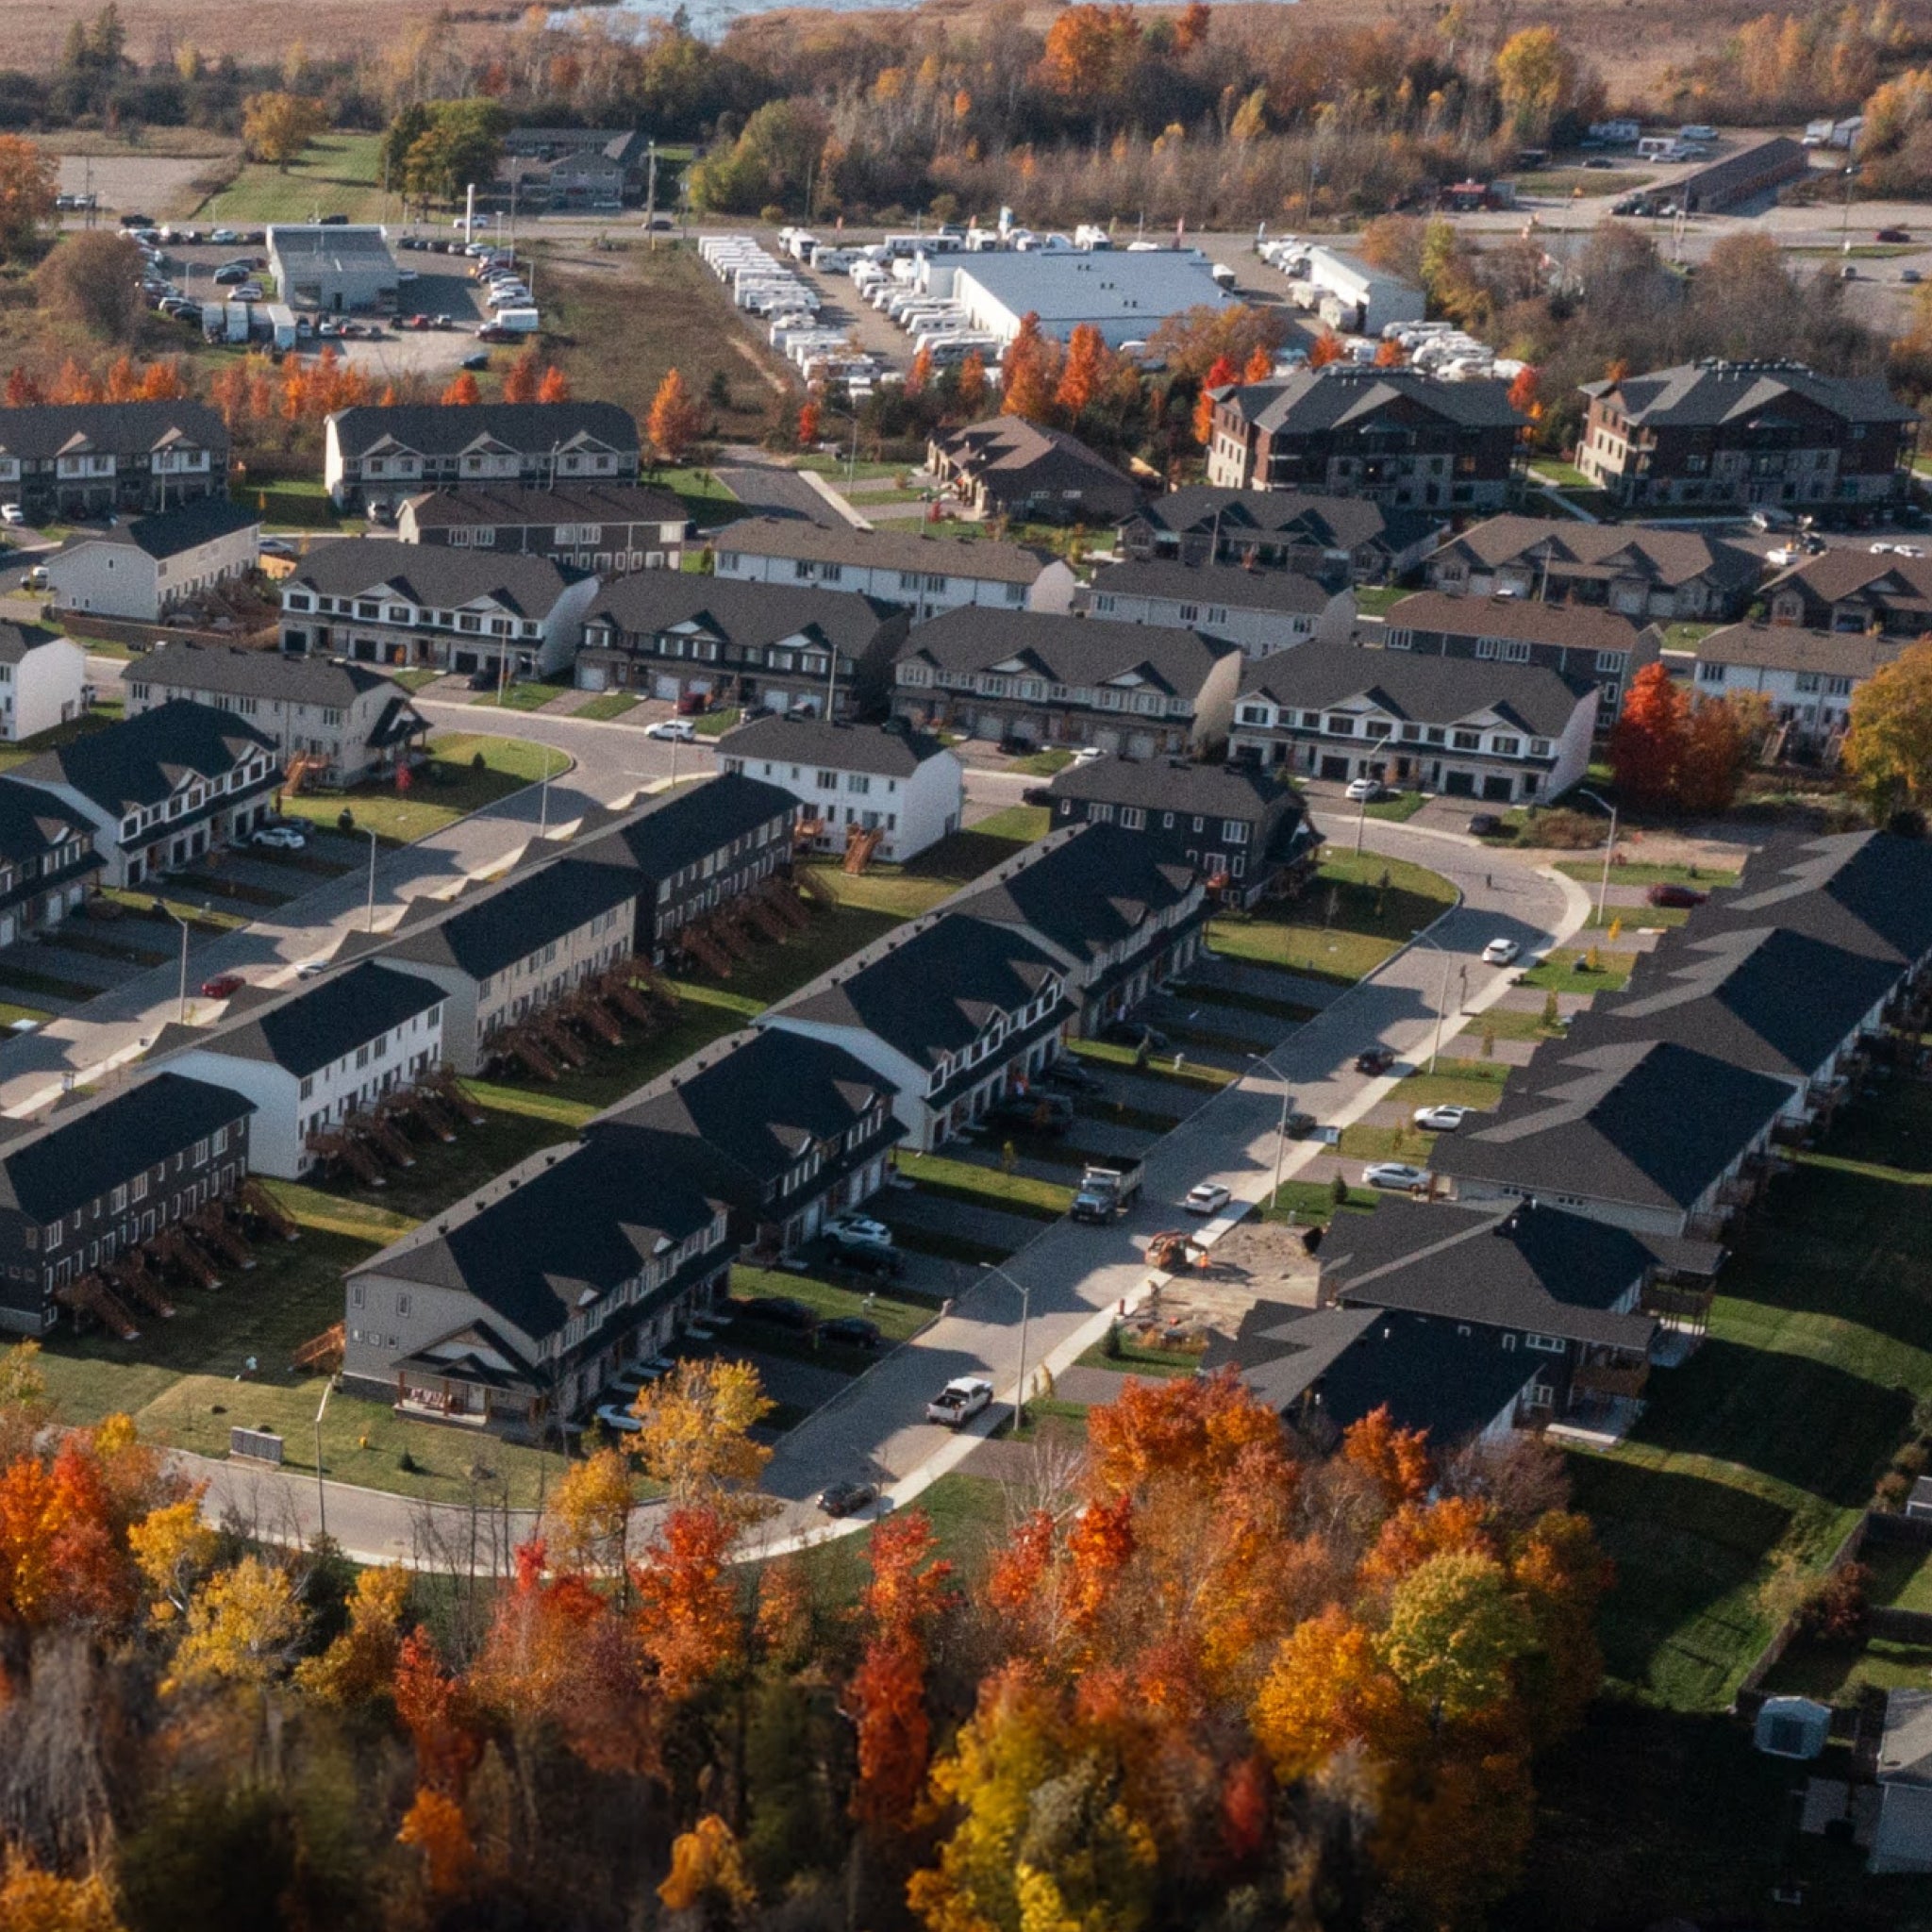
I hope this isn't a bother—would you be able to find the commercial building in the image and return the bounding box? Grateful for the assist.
[1678,623,1901,749]
[929,248,1229,349]
[1621,136,1809,216]
[927,416,1140,525]
[277,541,598,681]
[1206,366,1528,511]
[0,401,228,521]
[1079,558,1355,658]
[1229,640,1599,803]
[9,700,277,888]
[325,402,641,508]
[123,643,426,786]
[1117,488,1443,584]
[267,225,401,314]
[44,499,261,624]
[716,715,963,864]
[395,482,691,573]
[708,518,1075,620]
[575,575,908,717]
[891,608,1241,758]
[1424,516,1763,623]
[1574,359,1917,512]
[0,625,87,743]
[1297,246,1426,335]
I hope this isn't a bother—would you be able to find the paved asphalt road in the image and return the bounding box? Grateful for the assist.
[712,445,841,525]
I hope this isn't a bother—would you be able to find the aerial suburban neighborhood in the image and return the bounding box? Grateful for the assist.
[2,1,1932,1923]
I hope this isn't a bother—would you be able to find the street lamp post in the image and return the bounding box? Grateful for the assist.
[1409,929,1458,1075]
[1246,1049,1300,1208]
[363,827,381,934]
[976,1260,1034,1431]
[158,902,195,1023]
[1575,786,1620,926]
[314,1373,335,1542]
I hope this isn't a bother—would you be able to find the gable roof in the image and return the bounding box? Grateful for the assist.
[398,481,689,533]
[0,1072,253,1223]
[1046,754,1303,826]
[0,623,69,670]
[1216,365,1526,434]
[1687,622,1902,680]
[328,401,640,461]
[1086,558,1334,617]
[12,700,275,816]
[1770,546,1932,612]
[1579,358,1915,429]
[1435,515,1763,593]
[0,774,92,864]
[585,573,900,650]
[1317,1196,1658,1350]
[1240,638,1596,739]
[898,607,1237,698]
[375,857,640,983]
[58,497,259,563]
[932,416,1137,497]
[286,539,585,617]
[154,960,444,1079]
[0,401,226,460]
[1124,487,1441,555]
[1694,828,1932,970]
[1430,1038,1792,1212]
[717,715,954,778]
[1386,591,1646,655]
[710,516,1053,586]
[573,772,796,883]
[132,641,406,708]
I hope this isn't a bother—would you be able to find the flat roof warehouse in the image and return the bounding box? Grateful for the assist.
[936,249,1230,347]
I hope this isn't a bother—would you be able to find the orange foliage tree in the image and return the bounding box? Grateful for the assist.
[501,346,541,403]
[441,369,482,407]
[536,363,571,404]
[647,367,704,466]
[999,310,1061,423]
[1055,322,1108,420]
[1307,328,1345,369]
[632,1504,741,1700]
[1191,353,1239,444]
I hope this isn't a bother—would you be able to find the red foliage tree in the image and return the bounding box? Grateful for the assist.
[536,364,571,404]
[632,1504,741,1700]
[1306,328,1344,369]
[1507,364,1540,415]
[1341,1406,1434,1509]
[441,369,481,407]
[797,396,822,447]
[1609,660,1689,810]
[1191,354,1240,444]
[1001,311,1061,423]
[501,347,541,404]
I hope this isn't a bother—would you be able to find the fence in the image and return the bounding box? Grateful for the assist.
[54,610,264,653]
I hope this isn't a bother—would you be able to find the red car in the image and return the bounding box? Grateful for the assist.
[199,973,245,999]
[1646,883,1708,909]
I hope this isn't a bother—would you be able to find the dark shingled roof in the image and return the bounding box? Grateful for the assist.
[717,715,954,779]
[0,400,225,460]
[898,606,1237,698]
[12,700,275,816]
[1240,638,1597,739]
[1317,1196,1657,1351]
[328,400,640,461]
[1701,829,1932,969]
[1046,754,1305,827]
[1214,365,1526,434]
[287,539,585,618]
[1687,623,1902,681]
[574,772,796,885]
[1385,590,1647,655]
[0,774,92,861]
[1084,558,1334,617]
[399,480,688,533]
[0,1072,253,1223]
[711,516,1052,586]
[1431,515,1764,595]
[1579,358,1916,430]
[156,961,444,1079]
[132,641,406,708]
[60,497,258,562]
[931,416,1138,504]
[1430,1039,1792,1213]
[375,857,640,983]
[1123,487,1441,555]
[584,573,900,651]
[1768,546,1932,610]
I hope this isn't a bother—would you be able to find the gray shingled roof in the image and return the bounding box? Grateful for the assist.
[1215,365,1526,433]
[1386,591,1646,655]
[1086,558,1332,616]
[156,960,444,1079]
[1240,638,1596,738]
[1124,487,1440,553]
[1578,358,1917,428]
[133,641,403,708]
[59,497,259,562]
[0,401,225,460]
[1689,623,1903,679]
[376,857,640,983]
[1434,515,1764,594]
[399,481,688,532]
[717,715,952,778]
[1771,547,1932,608]
[328,401,640,461]
[899,607,1236,698]
[585,573,899,650]
[12,700,275,815]
[573,772,797,883]
[287,539,584,617]
[1695,828,1932,970]
[711,516,1052,586]
[1046,753,1301,824]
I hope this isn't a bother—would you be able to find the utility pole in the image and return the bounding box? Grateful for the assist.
[645,141,658,252]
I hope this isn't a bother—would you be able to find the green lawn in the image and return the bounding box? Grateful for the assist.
[1554,859,1738,888]
[1761,1635,1932,1704]
[807,810,1047,924]
[575,693,640,722]
[694,707,741,738]
[1008,748,1074,776]
[1337,1122,1437,1163]
[1518,947,1637,992]
[790,1472,1009,1605]
[1354,585,1407,617]
[1258,1179,1380,1227]
[895,1150,1074,1220]
[1076,1329,1205,1379]
[1391,1058,1511,1111]
[1587,902,1690,929]
[277,735,569,844]
[0,702,124,775]
[971,805,1051,844]
[733,1266,937,1342]
[0,961,104,1004]
[1569,1079,1932,1710]
[1867,1541,1932,1614]
[1208,851,1458,987]
[1068,1038,1235,1091]
[1528,456,1602,488]
[471,680,566,714]
[1456,1006,1567,1043]
[1364,790,1428,823]
[1172,980,1318,1024]
[199,133,391,225]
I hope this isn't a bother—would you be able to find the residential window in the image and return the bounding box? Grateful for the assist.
[1451,729,1481,751]
[1528,738,1551,758]
[1502,641,1531,664]
[1491,736,1521,757]
[1385,628,1412,650]
[1474,637,1501,659]
[1697,660,1726,684]
[1119,807,1145,830]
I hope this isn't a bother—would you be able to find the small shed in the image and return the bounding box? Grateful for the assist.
[1872,1688,1932,1873]
[1905,1474,1932,1521]
[1753,1695,1831,1760]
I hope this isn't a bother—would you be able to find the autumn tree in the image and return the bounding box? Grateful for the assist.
[1241,341,1274,382]
[647,366,704,465]
[536,364,571,404]
[1341,1407,1433,1510]
[164,1556,303,1694]
[500,345,541,404]
[1039,5,1143,116]
[632,1357,774,1512]
[1507,365,1540,416]
[1306,328,1344,370]
[632,1504,742,1698]
[908,344,934,396]
[295,1565,412,1707]
[1374,337,1407,368]
[659,1814,755,1922]
[1609,660,1689,810]
[1494,25,1591,140]
[1148,303,1288,383]
[1000,310,1061,423]
[1251,1604,1407,1782]
[956,349,988,417]
[543,1444,636,1576]
[240,92,328,170]
[3,367,43,408]
[34,233,142,341]
[1677,693,1752,816]
[1381,1550,1534,1724]
[441,369,481,407]
[1055,323,1108,420]
[0,136,58,263]
[1191,354,1239,444]
[1845,637,1932,817]
[797,395,822,447]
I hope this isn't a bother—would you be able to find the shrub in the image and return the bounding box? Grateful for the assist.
[1329,1172,1349,1208]
[471,750,486,772]
[1797,1561,1871,1644]
[1520,808,1607,851]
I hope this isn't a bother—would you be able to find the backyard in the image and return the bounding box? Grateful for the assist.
[276,733,569,844]
[1207,851,1458,985]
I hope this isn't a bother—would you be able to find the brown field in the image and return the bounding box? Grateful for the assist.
[8,0,507,68]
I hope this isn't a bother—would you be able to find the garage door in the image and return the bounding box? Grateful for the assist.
[1092,728,1121,754]
[1442,770,1475,796]
[1319,756,1351,781]
[578,664,608,692]
[1480,774,1514,802]
[453,651,477,675]
[1127,733,1156,759]
[654,675,680,702]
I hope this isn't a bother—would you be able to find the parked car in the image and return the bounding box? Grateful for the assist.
[212,264,251,286]
[1343,776,1386,803]
[816,1480,879,1517]
[466,668,500,691]
[1184,1181,1231,1216]
[1646,882,1708,908]
[1363,1162,1430,1191]
[986,1092,1074,1134]
[819,1316,882,1350]
[252,826,308,851]
[1041,1060,1102,1093]
[460,351,491,372]
[593,1404,643,1434]
[1877,226,1912,243]
[258,537,297,558]
[740,1294,817,1331]
[199,974,245,999]
[824,1213,892,1247]
[1412,1104,1470,1132]
[1466,812,1503,837]
[1099,1019,1170,1049]
[1481,938,1522,965]
[643,719,695,742]
[925,1376,993,1425]
[0,503,24,526]
[1355,1046,1396,1074]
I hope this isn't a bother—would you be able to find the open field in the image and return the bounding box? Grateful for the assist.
[199,133,391,226]
[1208,851,1457,985]
[9,0,502,68]
[31,137,236,221]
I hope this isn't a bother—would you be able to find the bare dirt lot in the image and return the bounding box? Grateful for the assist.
[46,153,224,222]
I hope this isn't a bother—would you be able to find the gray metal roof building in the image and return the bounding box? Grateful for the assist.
[267,225,401,315]
[946,249,1229,347]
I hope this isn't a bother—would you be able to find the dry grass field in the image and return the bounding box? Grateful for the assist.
[8,0,506,68]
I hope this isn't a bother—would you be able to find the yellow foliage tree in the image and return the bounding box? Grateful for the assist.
[0,1857,126,1932]
[126,1496,216,1624]
[543,1444,636,1574]
[658,1813,756,1916]
[632,1357,774,1511]
[397,1786,475,1898]
[295,1565,412,1707]
[1844,637,1932,815]
[164,1556,302,1694]
[241,92,329,170]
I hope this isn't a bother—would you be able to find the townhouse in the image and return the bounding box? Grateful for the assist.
[890,608,1241,758]
[357,855,641,1074]
[45,499,262,625]
[574,773,798,964]
[277,541,598,682]
[1229,641,1598,805]
[1078,558,1355,659]
[588,1026,905,1257]
[0,624,87,744]
[124,642,427,786]
[1765,548,1932,637]
[926,415,1141,525]
[0,401,228,522]
[395,482,691,573]
[762,912,1072,1151]
[943,823,1210,1036]
[1375,590,1657,719]
[341,1126,734,1426]
[1116,488,1444,584]
[324,402,642,509]
[715,715,963,864]
[0,777,101,948]
[9,700,278,888]
[709,517,1076,620]
[1423,516,1763,623]
[1679,623,1900,749]
[0,1072,255,1337]
[1043,757,1316,908]
[1574,358,1917,512]
[1204,366,1527,511]
[150,961,446,1178]
[575,575,908,719]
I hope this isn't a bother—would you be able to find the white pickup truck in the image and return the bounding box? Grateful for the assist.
[925,1376,993,1426]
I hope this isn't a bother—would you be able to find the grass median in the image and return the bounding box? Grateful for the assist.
[895,1149,1074,1221]
[1208,851,1457,987]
